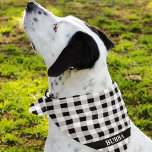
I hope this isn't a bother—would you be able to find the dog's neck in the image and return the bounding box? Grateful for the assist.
[48,60,112,98]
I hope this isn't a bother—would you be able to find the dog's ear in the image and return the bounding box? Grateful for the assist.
[87,25,114,51]
[48,31,99,77]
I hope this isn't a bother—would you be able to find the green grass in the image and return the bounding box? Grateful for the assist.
[0,0,152,151]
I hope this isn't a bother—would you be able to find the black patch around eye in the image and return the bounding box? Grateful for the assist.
[33,17,38,22]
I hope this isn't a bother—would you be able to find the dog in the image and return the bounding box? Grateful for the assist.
[23,1,152,152]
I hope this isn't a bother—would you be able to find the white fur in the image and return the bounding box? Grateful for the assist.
[23,2,152,152]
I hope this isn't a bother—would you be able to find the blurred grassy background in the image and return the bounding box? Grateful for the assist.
[0,0,152,151]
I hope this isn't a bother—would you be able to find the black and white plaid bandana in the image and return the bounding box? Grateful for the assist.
[29,82,131,152]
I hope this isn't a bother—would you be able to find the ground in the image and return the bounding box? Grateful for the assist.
[0,0,152,151]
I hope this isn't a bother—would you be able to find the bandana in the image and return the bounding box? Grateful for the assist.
[29,82,131,152]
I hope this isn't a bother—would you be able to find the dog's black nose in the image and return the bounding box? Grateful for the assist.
[26,1,35,12]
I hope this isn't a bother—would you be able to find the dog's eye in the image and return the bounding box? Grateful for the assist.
[53,23,58,32]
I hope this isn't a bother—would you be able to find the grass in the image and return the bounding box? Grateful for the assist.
[0,0,152,151]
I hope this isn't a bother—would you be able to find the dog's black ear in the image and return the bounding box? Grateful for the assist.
[48,31,99,77]
[87,25,114,51]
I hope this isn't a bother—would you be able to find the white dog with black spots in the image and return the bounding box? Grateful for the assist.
[23,1,152,152]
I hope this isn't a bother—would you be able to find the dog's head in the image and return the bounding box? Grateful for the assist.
[23,1,114,77]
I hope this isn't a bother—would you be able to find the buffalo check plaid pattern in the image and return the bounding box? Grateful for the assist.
[29,82,131,152]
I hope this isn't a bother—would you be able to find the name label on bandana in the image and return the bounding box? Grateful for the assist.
[106,134,124,146]
[85,127,130,149]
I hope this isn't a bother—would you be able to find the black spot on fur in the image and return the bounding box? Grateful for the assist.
[48,31,100,77]
[33,9,36,14]
[43,12,47,16]
[59,76,62,81]
[33,17,38,22]
[49,93,56,99]
[54,80,58,86]
[38,11,41,14]
[87,24,114,51]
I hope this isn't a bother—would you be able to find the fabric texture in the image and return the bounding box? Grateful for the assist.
[29,82,131,152]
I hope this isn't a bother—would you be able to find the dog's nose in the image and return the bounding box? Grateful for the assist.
[26,1,35,12]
